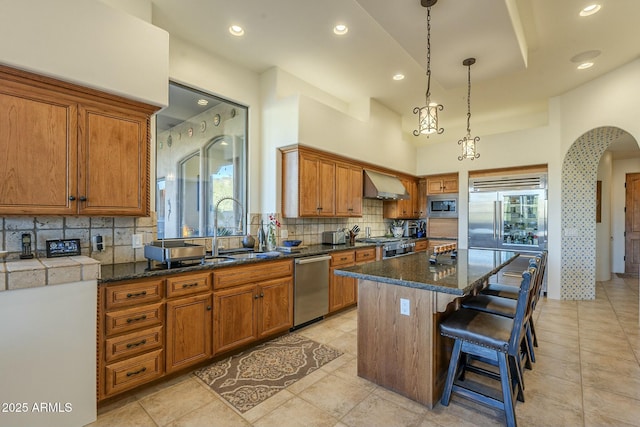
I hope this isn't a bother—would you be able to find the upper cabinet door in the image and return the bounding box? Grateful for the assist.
[0,84,78,215]
[317,158,336,216]
[77,104,149,216]
[335,163,363,217]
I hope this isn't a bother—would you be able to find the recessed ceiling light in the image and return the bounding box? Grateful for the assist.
[570,50,601,63]
[229,25,244,36]
[579,4,601,16]
[393,73,405,81]
[333,24,348,35]
[197,99,209,106]
[577,62,594,70]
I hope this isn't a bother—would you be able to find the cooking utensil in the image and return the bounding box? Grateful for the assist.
[352,225,360,233]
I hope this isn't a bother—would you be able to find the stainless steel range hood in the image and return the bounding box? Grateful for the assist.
[363,170,409,200]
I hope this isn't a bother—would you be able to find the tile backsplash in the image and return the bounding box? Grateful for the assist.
[0,198,407,265]
[0,215,156,264]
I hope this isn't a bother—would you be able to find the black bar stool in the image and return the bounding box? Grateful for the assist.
[462,255,543,366]
[439,266,537,427]
[477,252,547,351]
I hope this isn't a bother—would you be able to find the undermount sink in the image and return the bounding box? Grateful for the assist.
[203,256,236,264]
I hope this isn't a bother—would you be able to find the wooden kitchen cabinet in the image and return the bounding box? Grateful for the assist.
[98,277,166,401]
[77,103,151,216]
[98,271,213,401]
[213,283,259,354]
[418,178,427,218]
[415,240,428,252]
[166,294,212,373]
[383,177,420,219]
[426,174,458,195]
[213,259,294,355]
[0,64,157,216]
[336,162,363,217]
[165,271,213,374]
[329,248,375,313]
[284,149,336,217]
[282,146,363,218]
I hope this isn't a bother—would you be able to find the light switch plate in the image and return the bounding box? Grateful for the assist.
[400,298,410,316]
[132,234,143,249]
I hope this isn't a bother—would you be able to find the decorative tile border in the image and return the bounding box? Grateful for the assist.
[561,126,628,299]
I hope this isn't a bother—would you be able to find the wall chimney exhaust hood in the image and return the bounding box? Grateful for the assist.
[363,170,409,200]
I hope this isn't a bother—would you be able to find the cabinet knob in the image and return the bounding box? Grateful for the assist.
[79,196,87,202]
[260,292,264,298]
[254,294,260,299]
[69,196,76,201]
[206,305,212,311]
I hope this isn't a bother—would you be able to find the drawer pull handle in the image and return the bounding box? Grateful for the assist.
[126,315,147,323]
[126,367,147,377]
[182,283,198,288]
[126,291,147,298]
[126,339,147,349]
[341,257,347,261]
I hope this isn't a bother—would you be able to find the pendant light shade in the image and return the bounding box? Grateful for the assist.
[458,57,480,160]
[413,0,443,137]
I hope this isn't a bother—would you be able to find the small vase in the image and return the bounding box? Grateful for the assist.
[266,226,277,251]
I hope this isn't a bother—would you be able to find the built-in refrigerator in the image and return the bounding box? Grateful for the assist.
[468,174,547,252]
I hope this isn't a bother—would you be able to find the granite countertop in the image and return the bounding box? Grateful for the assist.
[334,248,519,295]
[100,241,380,283]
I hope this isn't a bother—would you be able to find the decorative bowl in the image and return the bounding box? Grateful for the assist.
[282,240,302,247]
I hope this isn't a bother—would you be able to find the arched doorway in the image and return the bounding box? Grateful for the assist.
[561,126,636,299]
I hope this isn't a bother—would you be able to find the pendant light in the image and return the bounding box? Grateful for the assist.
[413,0,443,137]
[458,57,480,160]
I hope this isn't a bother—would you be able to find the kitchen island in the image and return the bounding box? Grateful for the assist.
[334,248,518,409]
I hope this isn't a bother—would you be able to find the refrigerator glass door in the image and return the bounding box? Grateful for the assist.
[468,192,499,249]
[498,190,546,250]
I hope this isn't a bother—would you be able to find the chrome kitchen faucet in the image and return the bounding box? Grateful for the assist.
[213,196,244,257]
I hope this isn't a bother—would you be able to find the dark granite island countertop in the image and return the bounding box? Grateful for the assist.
[333,248,519,295]
[334,248,519,410]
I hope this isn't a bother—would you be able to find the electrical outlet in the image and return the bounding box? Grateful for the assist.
[281,229,288,239]
[132,234,143,249]
[400,298,410,316]
[92,235,104,252]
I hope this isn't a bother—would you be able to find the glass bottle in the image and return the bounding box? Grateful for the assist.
[257,219,266,252]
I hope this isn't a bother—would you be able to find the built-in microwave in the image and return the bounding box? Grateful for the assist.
[427,195,458,218]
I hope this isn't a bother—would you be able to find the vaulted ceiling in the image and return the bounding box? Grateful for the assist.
[150,0,640,151]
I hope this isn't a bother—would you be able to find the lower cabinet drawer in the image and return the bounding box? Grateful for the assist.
[104,349,164,396]
[105,303,164,336]
[104,326,164,363]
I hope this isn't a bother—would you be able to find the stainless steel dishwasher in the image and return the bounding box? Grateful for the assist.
[293,254,332,328]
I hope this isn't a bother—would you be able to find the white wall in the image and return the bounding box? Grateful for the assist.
[596,152,612,281]
[611,157,640,272]
[0,0,168,107]
[0,281,97,427]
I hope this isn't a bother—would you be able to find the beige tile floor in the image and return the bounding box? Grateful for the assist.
[89,275,640,427]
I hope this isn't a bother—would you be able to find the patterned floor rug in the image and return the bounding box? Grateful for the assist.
[194,333,343,413]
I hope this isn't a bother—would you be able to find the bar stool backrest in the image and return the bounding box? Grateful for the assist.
[507,266,537,357]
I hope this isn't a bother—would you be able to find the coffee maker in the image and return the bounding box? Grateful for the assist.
[404,220,426,238]
[403,221,419,238]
